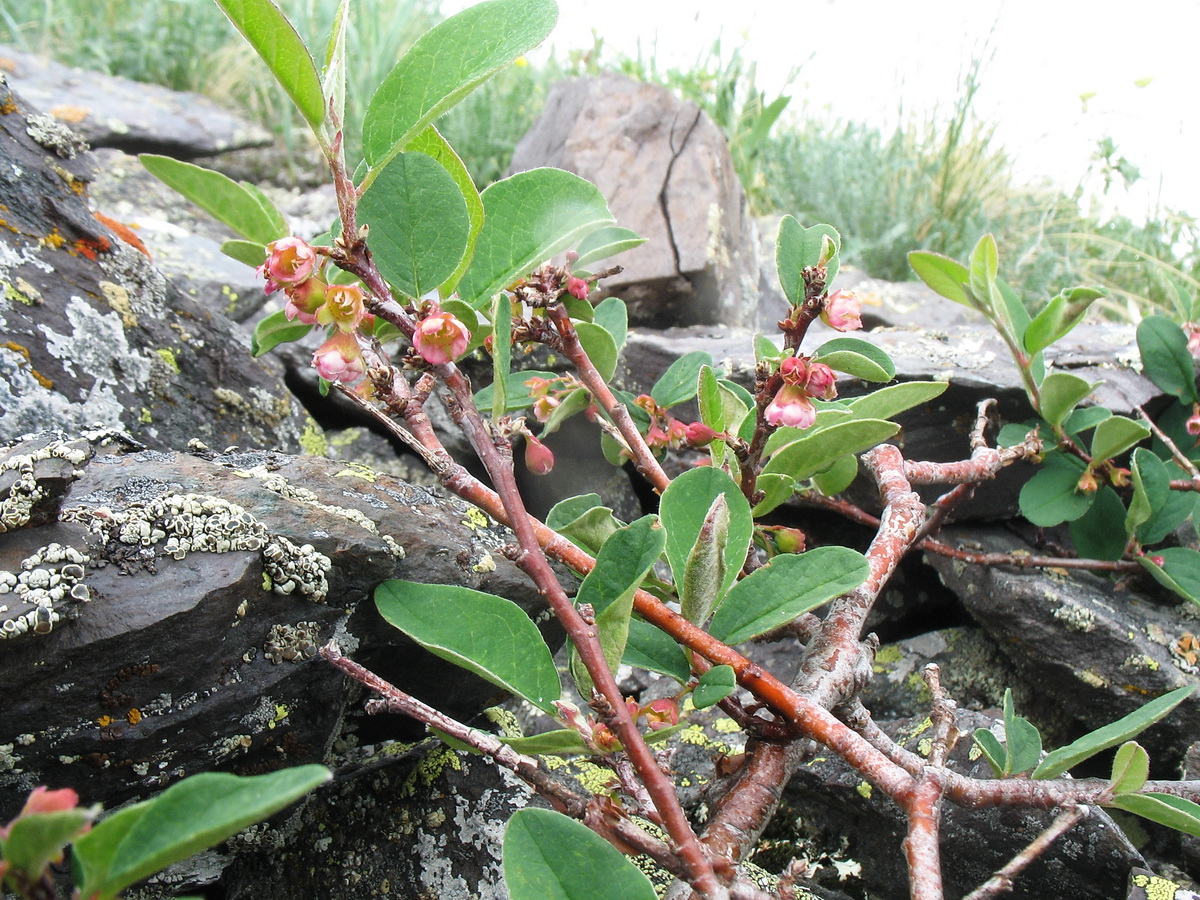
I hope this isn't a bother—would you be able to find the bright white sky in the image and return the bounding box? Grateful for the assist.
[446,0,1200,220]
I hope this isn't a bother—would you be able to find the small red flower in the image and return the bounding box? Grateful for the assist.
[413,307,470,366]
[524,435,555,475]
[765,384,817,429]
[821,290,863,332]
[260,237,317,290]
[566,276,590,301]
[312,331,366,384]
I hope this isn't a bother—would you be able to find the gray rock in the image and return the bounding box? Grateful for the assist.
[776,711,1145,900]
[509,74,759,329]
[0,46,271,158]
[0,432,559,818]
[0,84,310,451]
[926,525,1200,761]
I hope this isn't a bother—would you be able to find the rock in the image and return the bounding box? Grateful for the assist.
[775,711,1145,899]
[0,432,560,818]
[0,47,271,158]
[925,525,1200,762]
[0,83,310,451]
[509,74,759,329]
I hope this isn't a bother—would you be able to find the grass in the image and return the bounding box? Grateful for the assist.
[4,0,1197,324]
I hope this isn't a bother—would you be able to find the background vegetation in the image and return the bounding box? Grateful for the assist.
[3,0,1198,321]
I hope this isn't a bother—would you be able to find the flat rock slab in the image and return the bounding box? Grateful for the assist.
[0,432,555,817]
[0,47,271,157]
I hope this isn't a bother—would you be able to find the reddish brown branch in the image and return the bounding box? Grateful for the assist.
[961,805,1088,900]
[901,773,945,900]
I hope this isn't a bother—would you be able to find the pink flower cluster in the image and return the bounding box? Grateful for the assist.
[765,356,839,429]
[634,395,690,454]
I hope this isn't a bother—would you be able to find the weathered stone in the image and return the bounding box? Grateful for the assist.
[0,432,559,819]
[0,84,310,451]
[926,525,1200,761]
[775,711,1145,899]
[509,74,759,329]
[0,46,271,158]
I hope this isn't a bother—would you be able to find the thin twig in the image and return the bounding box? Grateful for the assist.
[961,805,1089,900]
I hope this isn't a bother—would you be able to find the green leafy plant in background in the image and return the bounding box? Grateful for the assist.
[9,0,1200,897]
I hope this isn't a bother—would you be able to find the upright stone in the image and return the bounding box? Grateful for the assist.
[509,74,759,328]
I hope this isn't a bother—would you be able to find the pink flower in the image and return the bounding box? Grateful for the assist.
[524,435,555,475]
[566,276,589,301]
[533,394,560,423]
[283,277,326,324]
[413,308,470,365]
[260,237,317,289]
[779,355,807,384]
[312,332,366,384]
[803,362,838,401]
[821,290,863,332]
[685,422,717,446]
[19,786,80,817]
[316,283,367,333]
[641,698,679,731]
[765,384,817,429]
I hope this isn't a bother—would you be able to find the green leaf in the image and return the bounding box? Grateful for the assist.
[405,125,484,296]
[1003,688,1043,775]
[214,0,325,130]
[763,419,899,482]
[363,0,557,172]
[845,381,948,421]
[140,155,285,244]
[679,495,730,627]
[1069,487,1128,561]
[1091,416,1150,462]
[1137,317,1200,403]
[754,334,783,362]
[593,297,628,352]
[1037,372,1097,428]
[474,370,557,414]
[708,547,869,645]
[575,321,619,382]
[1109,792,1200,837]
[651,351,715,409]
[1019,453,1094,527]
[1065,406,1112,434]
[2,808,94,878]
[776,217,840,305]
[573,226,646,270]
[358,151,470,299]
[972,728,1006,777]
[1139,548,1200,605]
[751,473,797,516]
[1024,286,1104,355]
[539,387,589,437]
[571,517,666,693]
[491,293,513,418]
[660,467,753,603]
[1110,741,1150,795]
[376,580,561,713]
[251,309,312,357]
[1138,489,1196,546]
[241,182,288,240]
[968,233,1002,322]
[763,409,856,455]
[501,729,590,756]
[811,454,859,496]
[74,767,329,900]
[545,494,623,555]
[623,618,690,683]
[457,168,615,308]
[321,0,349,128]
[692,665,736,709]
[908,250,972,308]
[503,808,657,900]
[814,338,895,382]
[221,239,266,268]
[1033,685,1196,779]
[1126,448,1169,539]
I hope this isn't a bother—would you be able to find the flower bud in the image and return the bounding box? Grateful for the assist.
[19,786,80,817]
[763,525,806,554]
[533,394,560,423]
[591,722,622,753]
[524,435,555,475]
[764,384,817,429]
[312,331,366,384]
[778,355,807,384]
[1151,555,1166,567]
[413,307,471,365]
[685,422,718,446]
[803,361,838,401]
[566,276,589,301]
[1077,468,1099,493]
[821,290,863,332]
[283,277,326,324]
[1188,325,1200,359]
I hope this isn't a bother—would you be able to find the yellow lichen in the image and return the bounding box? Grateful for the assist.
[300,417,328,457]
[461,507,490,531]
[268,703,290,729]
[99,281,136,328]
[855,781,873,800]
[126,708,142,725]
[139,407,152,424]
[334,462,377,482]
[472,551,496,573]
[155,348,181,373]
[41,228,65,250]
[97,716,113,727]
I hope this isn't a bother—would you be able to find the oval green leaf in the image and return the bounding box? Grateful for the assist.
[575,321,619,382]
[358,151,471,299]
[1091,415,1150,462]
[660,467,753,602]
[1109,792,1200,837]
[1139,548,1200,605]
[623,618,691,683]
[574,225,646,270]
[1068,487,1128,561]
[593,297,628,351]
[140,155,285,245]
[692,665,736,709]
[214,0,325,130]
[363,0,558,171]
[1018,453,1094,527]
[504,808,657,900]
[251,309,313,357]
[651,351,715,409]
[221,239,266,268]
[908,249,971,307]
[1038,372,1097,428]
[1137,317,1200,403]
[1110,741,1150,795]
[815,337,896,381]
[776,216,840,305]
[763,419,899,482]
[375,580,561,713]
[708,547,869,645]
[457,168,616,308]
[845,381,948,421]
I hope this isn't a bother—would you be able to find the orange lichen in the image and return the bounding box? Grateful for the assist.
[42,228,65,250]
[94,211,150,258]
[49,104,89,124]
[126,708,142,725]
[97,715,113,727]
[2,341,53,389]
[72,235,111,261]
[0,97,16,116]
